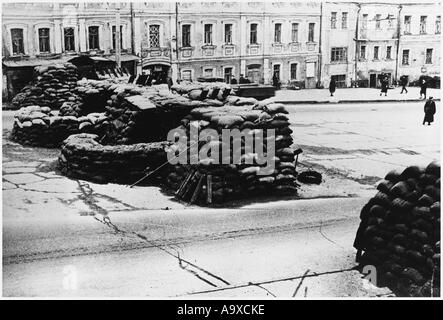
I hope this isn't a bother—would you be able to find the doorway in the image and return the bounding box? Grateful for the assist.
[369,74,377,88]
[143,64,170,84]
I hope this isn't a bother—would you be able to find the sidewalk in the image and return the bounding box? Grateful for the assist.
[274,86,441,104]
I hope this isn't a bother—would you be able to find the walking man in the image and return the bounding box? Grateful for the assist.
[380,75,388,96]
[400,76,408,94]
[423,96,436,125]
[329,77,336,97]
[420,78,428,99]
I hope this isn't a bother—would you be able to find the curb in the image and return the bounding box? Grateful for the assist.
[275,98,441,105]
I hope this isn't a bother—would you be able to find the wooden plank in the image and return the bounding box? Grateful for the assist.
[206,174,212,204]
[190,174,205,204]
[183,172,201,201]
[175,169,197,197]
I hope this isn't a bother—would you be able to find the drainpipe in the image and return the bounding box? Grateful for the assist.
[130,2,135,56]
[394,5,403,84]
[175,2,180,81]
[354,3,361,87]
[115,3,121,68]
[318,1,323,88]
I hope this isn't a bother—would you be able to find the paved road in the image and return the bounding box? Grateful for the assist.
[2,101,439,297]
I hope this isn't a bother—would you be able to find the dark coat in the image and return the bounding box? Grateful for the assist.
[329,80,336,93]
[380,79,388,93]
[239,76,248,84]
[424,100,436,123]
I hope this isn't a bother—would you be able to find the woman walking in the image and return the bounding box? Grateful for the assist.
[423,97,436,125]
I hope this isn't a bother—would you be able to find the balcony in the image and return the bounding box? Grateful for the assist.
[140,47,170,59]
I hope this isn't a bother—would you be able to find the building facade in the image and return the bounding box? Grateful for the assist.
[2,1,441,99]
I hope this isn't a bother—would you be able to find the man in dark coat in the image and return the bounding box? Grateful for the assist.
[239,74,248,84]
[380,76,388,96]
[423,97,436,125]
[400,76,408,94]
[272,73,280,89]
[329,78,336,97]
[420,78,428,99]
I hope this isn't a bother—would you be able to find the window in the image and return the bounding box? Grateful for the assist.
[420,16,427,34]
[402,49,409,65]
[38,28,50,53]
[224,24,232,44]
[342,12,348,29]
[436,16,441,34]
[308,23,315,42]
[182,70,192,81]
[404,16,411,34]
[291,23,299,42]
[374,46,379,60]
[224,67,233,84]
[331,12,337,29]
[375,14,381,29]
[182,24,191,47]
[360,45,366,59]
[331,47,347,62]
[112,25,123,50]
[290,63,297,80]
[64,27,75,52]
[386,46,392,59]
[273,64,280,80]
[204,68,213,77]
[362,14,368,29]
[274,23,281,43]
[426,48,433,64]
[88,26,99,50]
[250,23,257,44]
[204,24,212,45]
[149,25,160,47]
[387,14,394,28]
[11,28,24,55]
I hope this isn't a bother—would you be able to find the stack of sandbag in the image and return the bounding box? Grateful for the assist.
[354,161,441,297]
[58,133,171,184]
[12,63,79,110]
[165,100,297,204]
[11,105,109,148]
[171,81,233,102]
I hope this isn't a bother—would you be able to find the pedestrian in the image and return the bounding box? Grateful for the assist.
[230,76,238,85]
[167,76,173,90]
[400,76,408,94]
[329,77,336,97]
[423,96,436,125]
[272,73,280,89]
[420,78,428,99]
[380,76,388,96]
[239,74,247,84]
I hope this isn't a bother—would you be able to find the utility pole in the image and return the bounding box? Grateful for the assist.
[394,5,403,83]
[354,4,361,87]
[130,2,135,56]
[115,2,121,68]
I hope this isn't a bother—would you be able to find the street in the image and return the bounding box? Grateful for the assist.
[2,101,439,297]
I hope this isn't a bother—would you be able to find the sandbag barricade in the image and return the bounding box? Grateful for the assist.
[58,134,171,184]
[354,161,441,297]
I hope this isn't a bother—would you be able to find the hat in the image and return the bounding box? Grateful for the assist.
[429,96,433,99]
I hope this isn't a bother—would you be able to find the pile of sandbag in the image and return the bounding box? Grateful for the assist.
[58,133,171,184]
[12,63,79,110]
[165,100,297,204]
[354,161,440,297]
[11,105,109,148]
[171,81,233,102]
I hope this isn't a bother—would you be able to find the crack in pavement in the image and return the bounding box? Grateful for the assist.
[74,180,231,289]
[184,267,358,296]
[94,215,231,289]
